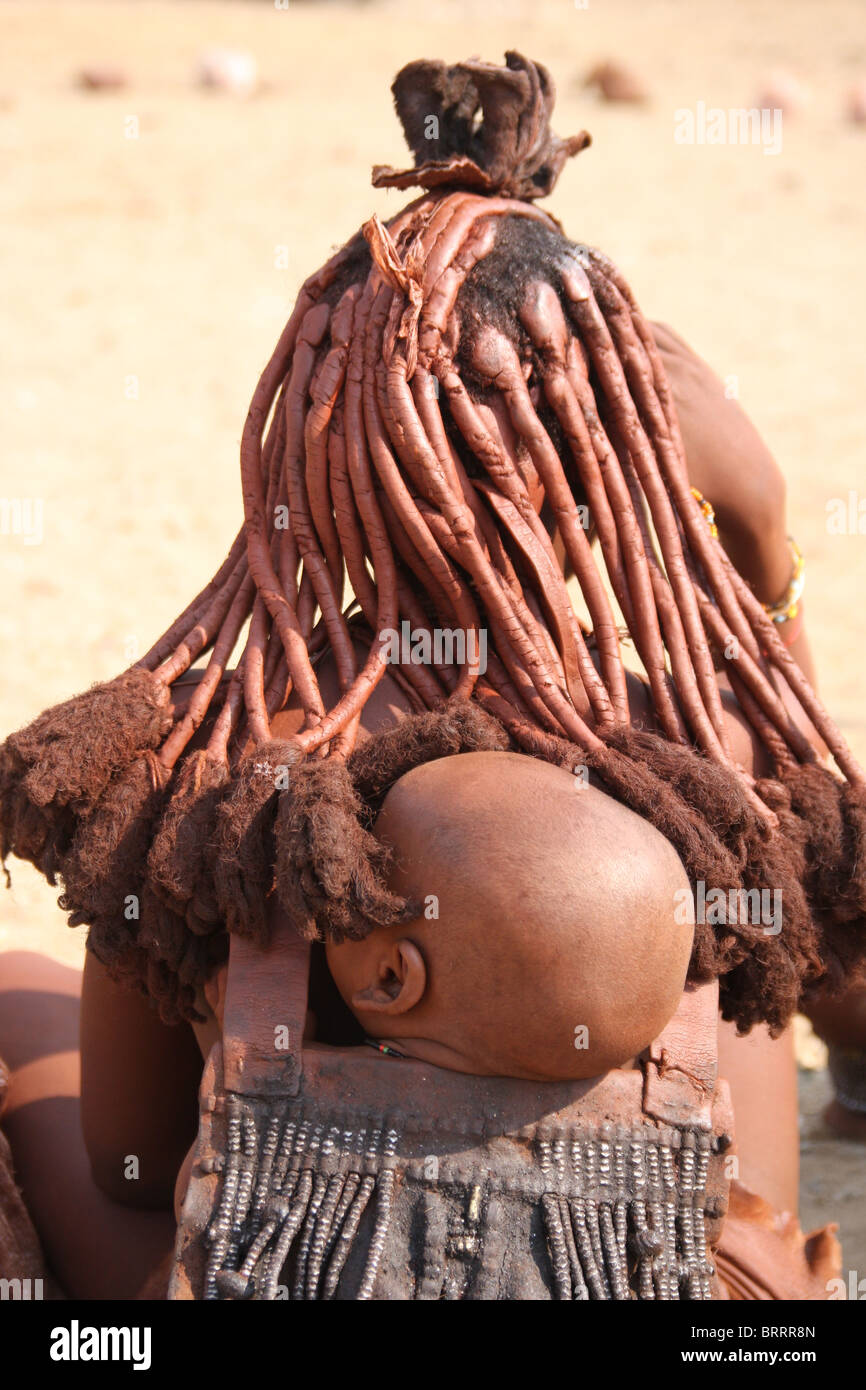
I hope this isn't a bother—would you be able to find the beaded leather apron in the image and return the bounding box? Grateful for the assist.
[169,926,733,1300]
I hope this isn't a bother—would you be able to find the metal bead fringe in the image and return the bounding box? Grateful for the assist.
[204,1102,716,1301]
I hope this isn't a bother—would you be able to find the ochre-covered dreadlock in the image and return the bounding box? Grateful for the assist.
[3,53,866,1032]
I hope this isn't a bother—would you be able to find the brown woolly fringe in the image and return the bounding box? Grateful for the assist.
[59,754,169,938]
[148,750,229,936]
[274,758,418,943]
[136,882,226,1023]
[767,766,866,997]
[0,671,171,883]
[2,677,859,1034]
[56,752,190,1018]
[348,698,511,818]
[20,691,860,1034]
[210,742,302,944]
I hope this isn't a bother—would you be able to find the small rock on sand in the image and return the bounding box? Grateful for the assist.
[584,60,649,104]
[196,48,258,98]
[845,81,866,124]
[754,69,810,116]
[77,66,128,92]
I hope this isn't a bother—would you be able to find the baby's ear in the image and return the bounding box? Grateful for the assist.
[353,939,426,1016]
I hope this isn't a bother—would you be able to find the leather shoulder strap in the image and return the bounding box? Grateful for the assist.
[642,979,719,1128]
[221,903,310,1097]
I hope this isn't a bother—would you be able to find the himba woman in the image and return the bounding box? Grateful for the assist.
[1,53,864,1300]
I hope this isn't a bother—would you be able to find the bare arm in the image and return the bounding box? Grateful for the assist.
[80,951,204,1208]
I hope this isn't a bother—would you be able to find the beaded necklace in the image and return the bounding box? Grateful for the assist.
[363,1038,407,1059]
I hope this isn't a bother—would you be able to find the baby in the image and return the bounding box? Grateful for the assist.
[325,751,695,1081]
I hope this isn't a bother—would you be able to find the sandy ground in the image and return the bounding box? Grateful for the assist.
[1,0,865,1287]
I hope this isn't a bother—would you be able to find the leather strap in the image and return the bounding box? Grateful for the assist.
[221,902,310,1097]
[642,980,719,1129]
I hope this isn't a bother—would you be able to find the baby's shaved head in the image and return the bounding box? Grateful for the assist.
[326,751,694,1080]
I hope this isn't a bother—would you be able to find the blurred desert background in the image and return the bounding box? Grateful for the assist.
[1,0,864,1280]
